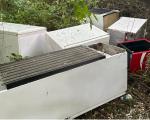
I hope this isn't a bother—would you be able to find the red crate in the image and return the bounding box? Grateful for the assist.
[118,38,150,72]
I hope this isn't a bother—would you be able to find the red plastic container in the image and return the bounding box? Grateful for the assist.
[118,38,150,72]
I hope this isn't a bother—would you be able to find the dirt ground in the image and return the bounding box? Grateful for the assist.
[77,0,150,119]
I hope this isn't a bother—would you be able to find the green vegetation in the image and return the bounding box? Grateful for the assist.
[7,53,23,62]
[0,0,98,30]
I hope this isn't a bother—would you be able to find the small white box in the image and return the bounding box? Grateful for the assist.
[108,17,147,44]
[87,8,120,31]
[0,22,49,64]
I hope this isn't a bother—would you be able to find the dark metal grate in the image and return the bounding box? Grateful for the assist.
[90,8,112,14]
[0,46,105,87]
[118,40,150,52]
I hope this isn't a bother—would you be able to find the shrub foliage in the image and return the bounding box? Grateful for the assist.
[0,0,98,30]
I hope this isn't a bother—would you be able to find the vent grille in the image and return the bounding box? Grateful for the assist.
[0,46,105,87]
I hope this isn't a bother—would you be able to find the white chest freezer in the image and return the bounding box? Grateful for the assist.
[107,17,147,45]
[0,45,127,119]
[46,23,110,52]
[0,22,49,64]
[87,8,120,31]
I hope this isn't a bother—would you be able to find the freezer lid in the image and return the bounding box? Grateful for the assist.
[108,17,147,34]
[47,23,109,48]
[0,46,105,88]
[0,22,46,35]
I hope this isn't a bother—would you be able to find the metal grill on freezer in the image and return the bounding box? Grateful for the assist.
[0,46,105,88]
